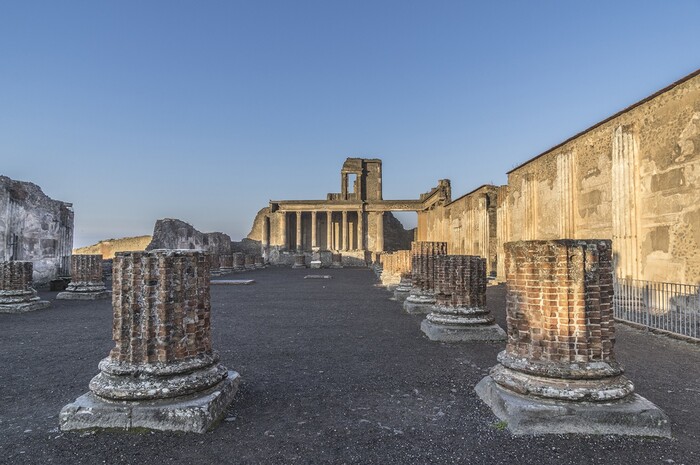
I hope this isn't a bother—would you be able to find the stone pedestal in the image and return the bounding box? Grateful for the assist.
[404,242,446,314]
[254,256,265,269]
[310,248,322,269]
[0,261,50,313]
[57,255,110,300]
[60,250,239,433]
[233,253,246,272]
[475,240,669,437]
[244,254,256,270]
[220,254,234,273]
[210,255,222,276]
[292,254,307,269]
[330,253,343,268]
[393,275,412,302]
[421,255,505,342]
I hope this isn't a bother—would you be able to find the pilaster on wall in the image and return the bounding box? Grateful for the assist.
[557,151,577,239]
[496,186,510,281]
[612,125,641,279]
[523,175,538,240]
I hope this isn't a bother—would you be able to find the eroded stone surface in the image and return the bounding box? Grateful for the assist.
[57,254,109,300]
[0,261,50,313]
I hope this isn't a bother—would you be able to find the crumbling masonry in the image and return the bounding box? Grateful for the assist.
[60,249,240,433]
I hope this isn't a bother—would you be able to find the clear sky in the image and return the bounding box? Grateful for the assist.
[2,1,699,247]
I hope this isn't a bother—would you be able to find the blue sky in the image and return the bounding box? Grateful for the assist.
[2,1,699,247]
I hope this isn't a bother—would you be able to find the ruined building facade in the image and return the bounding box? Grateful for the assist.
[249,158,451,266]
[418,68,700,285]
[0,176,74,285]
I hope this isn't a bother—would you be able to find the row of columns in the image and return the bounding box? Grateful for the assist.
[277,210,382,252]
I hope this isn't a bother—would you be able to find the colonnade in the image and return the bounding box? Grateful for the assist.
[266,210,384,252]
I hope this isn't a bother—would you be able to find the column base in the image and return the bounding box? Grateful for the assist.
[57,290,111,300]
[233,266,246,272]
[60,371,240,434]
[309,261,322,269]
[474,375,670,437]
[403,294,436,314]
[393,287,411,302]
[0,300,51,313]
[420,319,506,342]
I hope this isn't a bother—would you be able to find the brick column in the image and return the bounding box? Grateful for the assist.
[326,211,333,251]
[475,240,669,436]
[244,254,256,270]
[330,252,343,268]
[357,209,364,250]
[220,253,234,272]
[393,250,413,302]
[0,261,50,313]
[342,211,348,251]
[280,212,287,250]
[57,254,110,300]
[421,255,505,341]
[403,241,447,314]
[292,254,306,269]
[311,211,318,249]
[376,212,384,252]
[233,252,245,272]
[60,249,240,433]
[296,211,303,251]
[254,256,265,269]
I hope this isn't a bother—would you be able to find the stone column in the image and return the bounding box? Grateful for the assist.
[0,261,50,313]
[60,250,240,433]
[330,253,343,268]
[220,254,234,273]
[376,212,384,252]
[280,212,287,250]
[475,240,669,436]
[296,211,302,251]
[233,252,246,272]
[244,254,256,270]
[326,211,333,251]
[394,250,414,302]
[254,256,265,269]
[57,254,110,300]
[342,211,348,251]
[421,255,505,341]
[311,211,318,249]
[292,254,306,269]
[403,241,447,314]
[357,209,364,250]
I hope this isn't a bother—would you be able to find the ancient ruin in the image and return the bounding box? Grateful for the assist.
[0,261,50,313]
[56,254,109,300]
[60,249,240,433]
[475,240,669,436]
[421,255,505,341]
[248,158,450,267]
[419,69,700,287]
[73,235,152,259]
[0,176,73,285]
[404,241,447,314]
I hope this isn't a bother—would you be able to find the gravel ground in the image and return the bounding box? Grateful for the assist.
[1,267,698,465]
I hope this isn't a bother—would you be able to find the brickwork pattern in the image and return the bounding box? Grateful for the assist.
[70,254,103,283]
[109,250,212,364]
[434,255,487,309]
[410,241,447,293]
[0,261,33,292]
[490,239,633,401]
[504,240,614,365]
[233,252,245,271]
[220,254,234,271]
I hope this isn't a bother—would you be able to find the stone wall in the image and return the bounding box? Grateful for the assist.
[74,235,152,259]
[416,69,700,285]
[417,185,499,277]
[0,176,74,285]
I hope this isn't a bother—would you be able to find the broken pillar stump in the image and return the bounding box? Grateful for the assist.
[404,241,447,314]
[475,240,670,436]
[0,261,50,313]
[56,254,110,300]
[292,254,307,269]
[59,249,240,433]
[233,252,246,272]
[421,255,505,342]
[330,253,343,268]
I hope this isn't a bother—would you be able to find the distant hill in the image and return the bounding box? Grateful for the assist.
[73,235,152,259]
